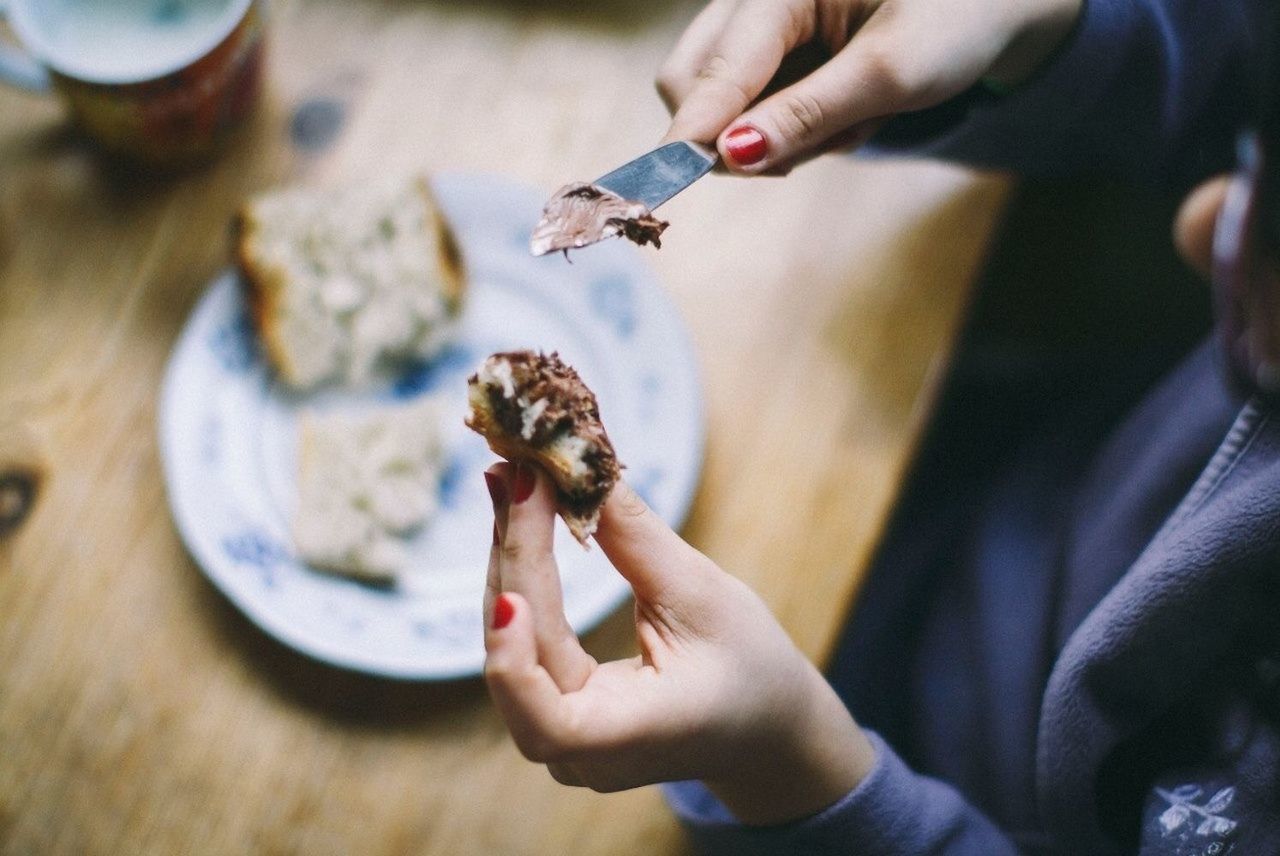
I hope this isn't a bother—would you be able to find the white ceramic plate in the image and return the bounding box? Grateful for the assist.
[158,173,703,679]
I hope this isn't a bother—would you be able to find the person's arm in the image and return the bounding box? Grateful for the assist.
[867,0,1255,187]
[656,0,1254,187]
[664,731,1019,855]
[480,462,1023,854]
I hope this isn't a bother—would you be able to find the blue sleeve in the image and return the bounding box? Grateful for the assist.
[865,0,1256,188]
[662,731,1019,856]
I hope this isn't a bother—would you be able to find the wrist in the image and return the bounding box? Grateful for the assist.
[703,664,875,826]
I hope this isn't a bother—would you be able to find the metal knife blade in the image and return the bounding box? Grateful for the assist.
[594,141,717,211]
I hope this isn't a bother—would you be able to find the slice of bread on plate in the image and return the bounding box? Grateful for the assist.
[235,175,466,389]
[292,396,444,583]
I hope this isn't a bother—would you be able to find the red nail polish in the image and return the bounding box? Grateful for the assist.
[725,125,767,166]
[492,520,500,546]
[493,593,515,630]
[484,471,507,506]
[512,462,536,504]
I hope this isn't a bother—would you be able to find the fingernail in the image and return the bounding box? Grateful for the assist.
[484,471,507,507]
[724,125,767,166]
[493,593,515,630]
[492,520,500,546]
[512,462,536,504]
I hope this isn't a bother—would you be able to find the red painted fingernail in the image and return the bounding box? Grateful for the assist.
[484,471,507,507]
[512,462,536,504]
[725,125,767,166]
[493,593,515,630]
[492,520,500,546]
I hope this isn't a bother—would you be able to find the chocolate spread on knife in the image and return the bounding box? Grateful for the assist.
[529,183,669,257]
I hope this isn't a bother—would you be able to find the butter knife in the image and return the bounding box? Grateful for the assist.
[594,140,718,211]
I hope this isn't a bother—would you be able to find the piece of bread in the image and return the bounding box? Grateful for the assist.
[235,175,466,389]
[465,351,621,543]
[292,396,444,583]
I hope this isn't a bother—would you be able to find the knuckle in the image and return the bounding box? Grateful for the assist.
[781,0,815,45]
[553,619,582,650]
[499,540,527,563]
[654,78,674,107]
[654,64,679,98]
[859,45,912,104]
[617,485,650,520]
[547,764,578,786]
[515,728,561,764]
[695,54,752,109]
[518,712,586,765]
[482,658,511,686]
[695,52,732,84]
[775,91,827,143]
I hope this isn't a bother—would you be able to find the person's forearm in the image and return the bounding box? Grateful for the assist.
[666,730,1020,855]
[869,0,1254,188]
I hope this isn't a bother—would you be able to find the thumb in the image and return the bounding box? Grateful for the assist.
[716,39,903,174]
[594,481,711,601]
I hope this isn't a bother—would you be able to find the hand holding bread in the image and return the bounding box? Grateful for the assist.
[481,463,876,825]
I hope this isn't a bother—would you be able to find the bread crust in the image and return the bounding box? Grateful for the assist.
[232,205,298,384]
[414,176,467,313]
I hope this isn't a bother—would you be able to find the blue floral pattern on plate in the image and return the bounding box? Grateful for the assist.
[208,308,259,373]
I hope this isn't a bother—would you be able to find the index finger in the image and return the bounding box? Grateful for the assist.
[655,0,739,113]
[497,462,595,692]
[662,0,815,144]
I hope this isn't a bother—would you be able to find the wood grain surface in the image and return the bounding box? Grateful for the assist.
[0,1,1009,853]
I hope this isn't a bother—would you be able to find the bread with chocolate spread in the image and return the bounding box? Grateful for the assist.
[466,351,621,543]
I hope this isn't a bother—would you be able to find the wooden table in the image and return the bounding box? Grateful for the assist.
[0,1,1009,852]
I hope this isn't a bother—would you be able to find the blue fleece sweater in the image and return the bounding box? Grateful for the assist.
[663,0,1278,852]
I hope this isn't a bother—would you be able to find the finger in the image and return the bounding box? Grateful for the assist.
[482,466,510,628]
[594,481,711,602]
[755,116,886,175]
[1175,175,1231,280]
[716,33,906,173]
[655,0,740,115]
[485,593,574,762]
[500,462,596,691]
[817,3,857,55]
[663,0,816,144]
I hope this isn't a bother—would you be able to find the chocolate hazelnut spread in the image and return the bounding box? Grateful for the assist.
[466,351,622,523]
[529,183,669,257]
